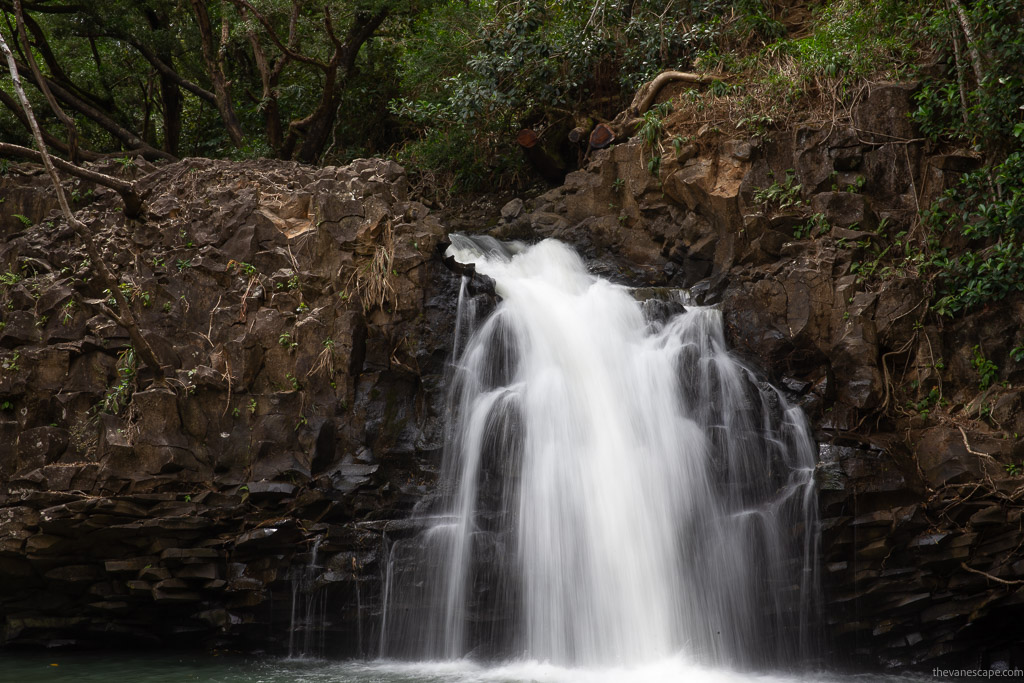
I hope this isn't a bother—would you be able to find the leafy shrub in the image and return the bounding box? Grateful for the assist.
[925,148,1024,317]
[753,170,803,212]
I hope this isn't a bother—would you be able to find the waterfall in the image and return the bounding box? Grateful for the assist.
[381,237,819,669]
[288,536,327,659]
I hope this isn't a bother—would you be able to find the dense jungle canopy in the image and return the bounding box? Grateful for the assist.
[0,0,1022,317]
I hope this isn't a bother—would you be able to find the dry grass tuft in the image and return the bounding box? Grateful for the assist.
[347,216,397,313]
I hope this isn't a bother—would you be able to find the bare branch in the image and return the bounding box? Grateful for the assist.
[0,142,142,216]
[14,0,80,161]
[0,29,164,380]
[130,40,217,105]
[12,56,175,161]
[959,562,1024,586]
[0,88,102,160]
[633,70,719,115]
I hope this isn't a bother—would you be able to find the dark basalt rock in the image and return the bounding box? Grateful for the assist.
[501,106,1024,671]
[1,88,1023,672]
[0,158,454,655]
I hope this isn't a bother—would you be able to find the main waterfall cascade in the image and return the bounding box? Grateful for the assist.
[380,236,820,670]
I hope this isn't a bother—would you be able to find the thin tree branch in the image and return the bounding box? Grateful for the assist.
[0,28,164,380]
[960,562,1024,586]
[227,0,328,69]
[948,0,985,85]
[14,0,80,162]
[0,88,103,160]
[0,142,141,215]
[12,56,175,161]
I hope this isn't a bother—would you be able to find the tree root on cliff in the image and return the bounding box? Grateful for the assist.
[959,561,1024,586]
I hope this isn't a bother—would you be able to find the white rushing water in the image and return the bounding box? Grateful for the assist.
[381,237,819,671]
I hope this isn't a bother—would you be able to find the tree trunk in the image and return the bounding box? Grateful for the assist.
[144,8,183,156]
[190,0,245,148]
[295,92,338,164]
[948,0,985,86]
[242,8,284,154]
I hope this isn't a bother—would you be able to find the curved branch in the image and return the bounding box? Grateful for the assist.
[14,0,80,162]
[13,57,175,161]
[0,89,103,160]
[633,70,719,115]
[0,142,142,217]
[130,39,217,105]
[339,7,388,75]
[1,1,74,83]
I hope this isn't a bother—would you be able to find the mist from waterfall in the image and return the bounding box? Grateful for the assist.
[380,236,819,670]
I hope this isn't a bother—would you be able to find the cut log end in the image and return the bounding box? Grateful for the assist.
[516,129,539,149]
[589,123,615,150]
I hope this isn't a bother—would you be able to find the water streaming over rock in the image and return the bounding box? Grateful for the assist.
[380,237,819,669]
[288,537,327,659]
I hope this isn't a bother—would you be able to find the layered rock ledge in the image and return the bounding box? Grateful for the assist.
[2,83,1024,670]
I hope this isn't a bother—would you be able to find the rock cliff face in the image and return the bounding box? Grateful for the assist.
[501,82,1024,670]
[1,157,453,653]
[2,83,1023,670]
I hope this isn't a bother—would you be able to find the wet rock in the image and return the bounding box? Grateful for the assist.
[500,198,524,221]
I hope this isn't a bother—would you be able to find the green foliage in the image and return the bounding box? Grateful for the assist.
[387,0,735,190]
[278,332,297,351]
[904,0,1024,317]
[0,271,20,286]
[753,170,803,212]
[228,260,257,276]
[782,0,916,80]
[736,113,774,136]
[1,351,20,373]
[794,212,830,239]
[101,346,137,414]
[925,150,1024,317]
[638,102,673,171]
[911,0,1024,151]
[911,387,941,414]
[970,345,999,391]
[276,274,300,291]
[12,214,32,227]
